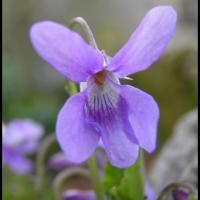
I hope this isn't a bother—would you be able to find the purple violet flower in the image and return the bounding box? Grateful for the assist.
[172,189,189,200]
[49,149,105,173]
[62,184,155,200]
[144,183,157,200]
[62,189,95,200]
[2,119,44,174]
[49,152,78,171]
[30,6,176,168]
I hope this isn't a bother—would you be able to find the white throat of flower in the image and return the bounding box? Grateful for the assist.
[80,50,114,92]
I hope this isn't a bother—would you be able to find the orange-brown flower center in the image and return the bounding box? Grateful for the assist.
[94,71,105,85]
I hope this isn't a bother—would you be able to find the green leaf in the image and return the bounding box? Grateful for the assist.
[103,151,145,200]
[65,81,78,95]
[103,162,125,199]
[3,167,36,200]
[188,194,198,200]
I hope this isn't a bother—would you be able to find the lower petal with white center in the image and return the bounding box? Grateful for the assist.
[85,73,139,168]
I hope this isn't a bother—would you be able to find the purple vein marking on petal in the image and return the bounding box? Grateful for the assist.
[85,72,140,167]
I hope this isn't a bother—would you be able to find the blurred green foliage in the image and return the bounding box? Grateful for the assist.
[3,168,36,200]
[3,56,65,133]
[103,152,144,200]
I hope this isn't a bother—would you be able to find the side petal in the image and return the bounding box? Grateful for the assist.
[120,85,159,153]
[108,6,177,77]
[30,21,104,82]
[56,92,100,163]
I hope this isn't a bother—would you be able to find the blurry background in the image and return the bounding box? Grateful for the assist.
[3,0,197,198]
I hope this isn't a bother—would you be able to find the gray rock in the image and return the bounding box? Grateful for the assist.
[181,0,198,23]
[150,109,198,193]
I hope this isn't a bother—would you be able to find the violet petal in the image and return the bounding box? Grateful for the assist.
[145,183,157,200]
[119,85,159,153]
[62,190,95,200]
[3,119,44,154]
[108,6,177,77]
[3,146,32,174]
[100,118,139,168]
[49,152,77,171]
[85,75,139,168]
[56,92,100,163]
[30,21,104,82]
[173,189,189,200]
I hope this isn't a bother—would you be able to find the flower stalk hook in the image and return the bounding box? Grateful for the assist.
[69,17,98,49]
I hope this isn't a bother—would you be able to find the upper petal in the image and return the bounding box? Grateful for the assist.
[108,6,177,77]
[56,91,100,163]
[30,21,104,82]
[119,85,159,153]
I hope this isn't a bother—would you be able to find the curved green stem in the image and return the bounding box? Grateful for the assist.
[67,17,103,199]
[65,81,78,95]
[35,134,56,199]
[87,154,103,200]
[53,167,90,200]
[139,149,145,190]
[157,182,196,200]
[69,17,98,49]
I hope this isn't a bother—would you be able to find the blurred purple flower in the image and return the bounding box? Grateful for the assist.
[30,6,176,168]
[172,189,189,200]
[62,189,95,200]
[2,119,44,174]
[49,152,77,171]
[145,183,157,200]
[49,148,105,174]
